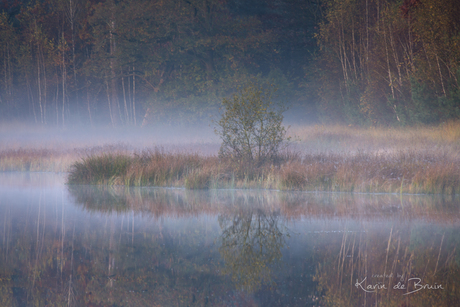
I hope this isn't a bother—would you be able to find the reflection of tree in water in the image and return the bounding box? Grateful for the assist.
[31,185,460,305]
[218,208,288,292]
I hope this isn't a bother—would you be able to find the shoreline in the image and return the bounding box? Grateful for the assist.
[64,151,459,194]
[1,123,459,195]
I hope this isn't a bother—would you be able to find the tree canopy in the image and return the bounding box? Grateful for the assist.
[0,0,459,126]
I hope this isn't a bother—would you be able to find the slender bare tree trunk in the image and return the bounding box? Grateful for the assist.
[26,71,38,123]
[338,17,349,83]
[351,20,357,79]
[68,0,79,110]
[59,13,67,128]
[432,233,445,275]
[435,53,446,96]
[86,79,93,127]
[128,66,132,122]
[109,10,119,126]
[84,47,93,126]
[122,71,129,124]
[106,78,114,127]
[62,30,66,128]
[40,45,47,124]
[55,70,59,126]
[384,25,400,122]
[37,43,43,124]
[3,47,7,107]
[384,27,394,99]
[365,0,370,77]
[407,13,415,72]
[133,65,136,126]
[389,24,402,87]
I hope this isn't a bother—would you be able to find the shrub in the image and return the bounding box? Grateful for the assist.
[215,82,289,165]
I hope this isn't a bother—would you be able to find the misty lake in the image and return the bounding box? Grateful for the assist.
[1,172,459,306]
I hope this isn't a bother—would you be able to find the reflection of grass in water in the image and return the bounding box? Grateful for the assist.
[314,221,460,307]
[68,185,130,213]
[68,185,460,224]
[70,185,290,294]
[67,185,460,305]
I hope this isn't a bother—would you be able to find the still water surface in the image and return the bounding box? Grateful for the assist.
[0,172,459,306]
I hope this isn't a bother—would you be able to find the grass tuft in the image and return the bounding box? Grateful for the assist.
[65,149,460,194]
[1,123,460,194]
[68,154,132,185]
[185,169,212,189]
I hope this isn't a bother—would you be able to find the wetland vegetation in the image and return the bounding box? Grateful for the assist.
[2,122,458,195]
[65,119,460,194]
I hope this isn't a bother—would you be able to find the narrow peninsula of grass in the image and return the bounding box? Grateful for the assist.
[68,149,460,194]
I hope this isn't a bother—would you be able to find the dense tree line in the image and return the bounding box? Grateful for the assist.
[0,0,459,126]
[317,0,460,125]
[0,0,319,126]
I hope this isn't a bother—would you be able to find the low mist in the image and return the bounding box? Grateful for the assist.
[0,120,221,155]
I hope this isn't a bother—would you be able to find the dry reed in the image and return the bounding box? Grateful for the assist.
[2,122,460,194]
[66,149,460,194]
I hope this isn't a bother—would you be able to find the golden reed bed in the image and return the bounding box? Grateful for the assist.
[1,122,459,194]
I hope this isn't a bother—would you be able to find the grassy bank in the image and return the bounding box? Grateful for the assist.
[67,149,460,194]
[2,122,459,194]
[0,144,131,172]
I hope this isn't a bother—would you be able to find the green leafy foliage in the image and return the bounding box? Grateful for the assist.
[215,82,289,165]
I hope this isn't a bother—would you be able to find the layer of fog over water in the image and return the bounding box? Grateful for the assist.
[1,172,459,306]
[0,121,221,155]
[0,106,316,157]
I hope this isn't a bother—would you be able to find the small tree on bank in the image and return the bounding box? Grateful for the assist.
[215,83,289,165]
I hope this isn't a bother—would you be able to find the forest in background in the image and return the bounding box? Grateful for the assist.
[0,0,459,127]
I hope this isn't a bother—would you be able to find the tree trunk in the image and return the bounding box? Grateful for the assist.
[133,65,136,126]
[37,43,43,124]
[122,71,129,124]
[68,0,78,110]
[109,13,119,126]
[62,30,66,128]
[106,78,114,127]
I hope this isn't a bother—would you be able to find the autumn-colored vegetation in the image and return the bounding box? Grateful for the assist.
[0,0,314,126]
[1,0,459,127]
[0,122,458,194]
[67,147,460,194]
[317,0,460,125]
[0,144,131,172]
[64,121,460,194]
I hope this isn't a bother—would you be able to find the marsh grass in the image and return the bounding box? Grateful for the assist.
[2,123,460,194]
[66,148,460,194]
[0,148,74,172]
[0,144,131,172]
[289,120,460,153]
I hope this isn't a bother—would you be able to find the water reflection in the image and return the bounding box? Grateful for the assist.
[0,173,460,306]
[219,208,286,292]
